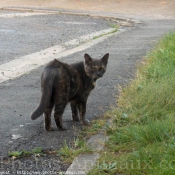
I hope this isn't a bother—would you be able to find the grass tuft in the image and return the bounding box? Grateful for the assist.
[8,147,44,158]
[58,137,92,163]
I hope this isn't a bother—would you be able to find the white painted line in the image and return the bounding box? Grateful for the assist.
[1,45,65,71]
[0,45,66,82]
[0,12,51,18]
[56,31,117,58]
[64,28,115,46]
[0,28,122,84]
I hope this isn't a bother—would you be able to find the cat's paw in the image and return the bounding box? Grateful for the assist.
[45,126,55,131]
[57,124,67,131]
[72,115,80,121]
[81,119,90,125]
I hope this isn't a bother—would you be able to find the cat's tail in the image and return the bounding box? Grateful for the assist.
[31,69,55,120]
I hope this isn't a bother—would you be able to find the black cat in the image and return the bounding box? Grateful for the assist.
[31,53,109,131]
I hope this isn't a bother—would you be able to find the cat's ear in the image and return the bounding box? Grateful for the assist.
[84,53,92,64]
[101,53,109,64]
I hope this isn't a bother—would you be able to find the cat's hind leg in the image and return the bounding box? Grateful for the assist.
[54,93,67,130]
[54,103,67,130]
[71,101,79,121]
[44,95,55,131]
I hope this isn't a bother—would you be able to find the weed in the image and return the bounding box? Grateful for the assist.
[108,23,119,29]
[92,123,101,131]
[93,23,118,40]
[8,147,44,158]
[9,151,23,158]
[58,138,92,163]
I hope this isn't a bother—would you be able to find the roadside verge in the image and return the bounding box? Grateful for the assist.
[86,31,175,175]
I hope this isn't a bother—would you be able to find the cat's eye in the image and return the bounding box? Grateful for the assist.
[93,66,97,70]
[99,67,105,71]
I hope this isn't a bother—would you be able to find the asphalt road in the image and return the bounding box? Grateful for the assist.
[0,10,175,174]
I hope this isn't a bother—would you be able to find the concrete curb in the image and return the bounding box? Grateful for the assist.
[65,132,109,175]
[1,6,142,27]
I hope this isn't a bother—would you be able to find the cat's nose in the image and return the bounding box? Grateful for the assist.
[97,71,102,77]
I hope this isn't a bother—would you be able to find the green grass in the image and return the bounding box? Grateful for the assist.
[88,32,175,175]
[58,137,92,163]
[8,147,44,158]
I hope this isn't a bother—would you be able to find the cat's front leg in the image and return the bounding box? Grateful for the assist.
[78,102,90,125]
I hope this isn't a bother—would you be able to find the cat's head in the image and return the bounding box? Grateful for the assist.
[84,53,109,81]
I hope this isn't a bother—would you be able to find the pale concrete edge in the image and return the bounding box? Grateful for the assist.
[0,6,140,25]
[65,122,111,175]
